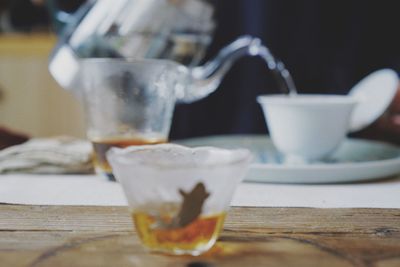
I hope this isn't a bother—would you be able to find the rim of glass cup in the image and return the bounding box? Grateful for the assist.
[107,144,253,170]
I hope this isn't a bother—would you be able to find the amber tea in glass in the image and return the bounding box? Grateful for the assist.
[133,203,226,254]
[90,136,166,177]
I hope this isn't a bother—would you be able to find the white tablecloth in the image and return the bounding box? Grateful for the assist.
[1,174,399,208]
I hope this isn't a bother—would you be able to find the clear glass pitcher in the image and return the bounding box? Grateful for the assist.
[81,59,179,177]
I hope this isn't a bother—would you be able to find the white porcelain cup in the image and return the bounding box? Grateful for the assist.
[257,94,358,164]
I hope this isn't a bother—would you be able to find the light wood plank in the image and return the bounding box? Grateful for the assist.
[0,205,399,267]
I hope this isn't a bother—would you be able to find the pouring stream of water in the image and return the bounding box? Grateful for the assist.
[254,45,298,96]
[190,36,298,101]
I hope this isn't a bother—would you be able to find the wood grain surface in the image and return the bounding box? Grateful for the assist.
[0,205,399,267]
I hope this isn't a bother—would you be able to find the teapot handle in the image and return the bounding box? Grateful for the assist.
[45,0,94,34]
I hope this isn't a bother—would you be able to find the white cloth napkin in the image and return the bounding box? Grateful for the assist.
[0,137,93,174]
[0,174,400,208]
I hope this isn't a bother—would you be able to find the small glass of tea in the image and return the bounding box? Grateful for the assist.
[107,144,252,255]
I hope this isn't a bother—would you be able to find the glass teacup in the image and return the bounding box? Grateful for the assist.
[107,144,252,255]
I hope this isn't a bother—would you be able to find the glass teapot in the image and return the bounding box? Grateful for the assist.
[47,0,278,102]
[47,0,294,178]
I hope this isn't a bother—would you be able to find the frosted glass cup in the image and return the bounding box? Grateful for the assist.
[107,144,252,255]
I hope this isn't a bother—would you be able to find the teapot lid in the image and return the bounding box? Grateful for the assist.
[349,69,398,132]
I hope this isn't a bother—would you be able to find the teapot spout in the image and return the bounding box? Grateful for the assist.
[179,36,264,103]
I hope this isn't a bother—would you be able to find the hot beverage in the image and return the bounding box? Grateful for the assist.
[132,202,225,255]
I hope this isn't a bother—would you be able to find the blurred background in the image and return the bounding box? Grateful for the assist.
[0,0,399,148]
[0,0,86,148]
[171,0,400,144]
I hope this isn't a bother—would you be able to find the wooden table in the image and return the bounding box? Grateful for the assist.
[0,205,399,267]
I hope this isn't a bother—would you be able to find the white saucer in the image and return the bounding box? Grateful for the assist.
[176,135,400,184]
